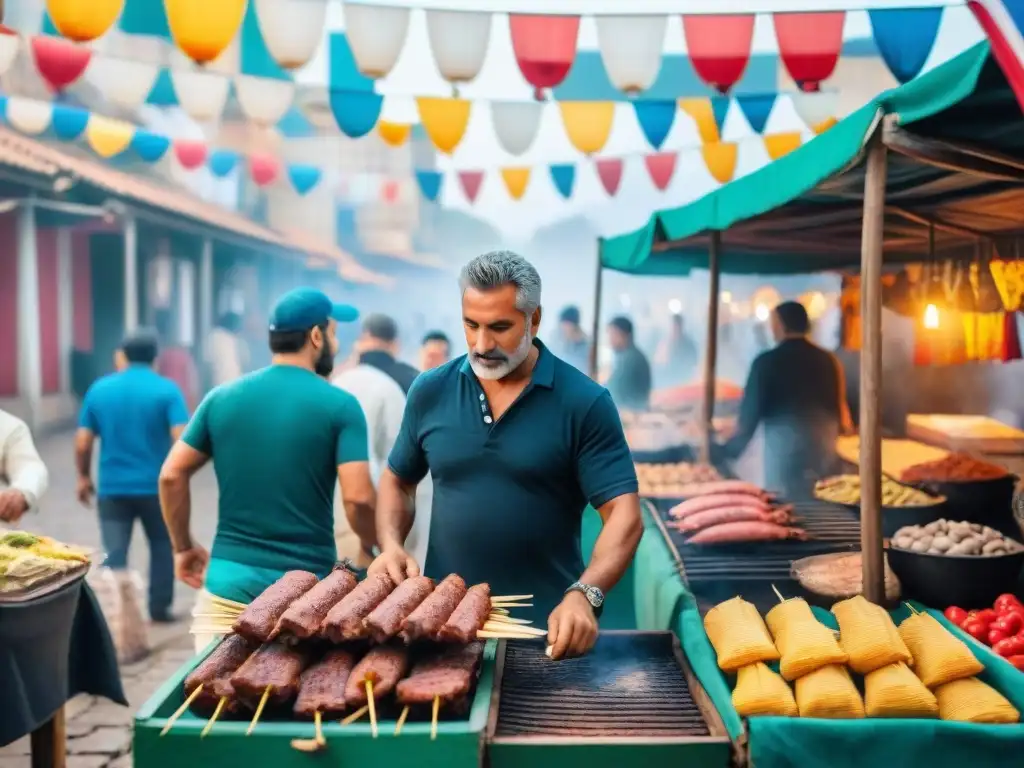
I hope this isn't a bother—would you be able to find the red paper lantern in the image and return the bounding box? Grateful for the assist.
[31,35,91,91]
[508,14,580,100]
[774,12,846,91]
[173,139,208,170]
[682,14,755,94]
[249,153,280,187]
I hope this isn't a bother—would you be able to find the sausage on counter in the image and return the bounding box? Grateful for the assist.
[184,633,255,712]
[670,493,771,520]
[673,505,794,533]
[232,570,319,643]
[396,641,485,705]
[294,649,356,718]
[274,567,357,641]
[230,641,312,707]
[686,521,808,545]
[321,572,395,642]
[364,575,435,643]
[437,583,491,643]
[344,644,411,707]
[400,574,467,643]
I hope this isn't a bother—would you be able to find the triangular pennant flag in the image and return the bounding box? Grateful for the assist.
[288,164,322,195]
[869,7,943,83]
[548,164,575,199]
[46,0,123,43]
[458,170,484,203]
[378,121,411,147]
[710,96,730,136]
[173,139,208,170]
[207,149,239,178]
[644,153,677,191]
[735,93,776,135]
[558,101,615,155]
[131,130,170,162]
[679,98,720,144]
[328,89,384,139]
[84,115,133,158]
[416,97,472,154]
[500,167,531,200]
[764,132,803,160]
[415,170,443,202]
[50,104,89,140]
[702,142,738,184]
[595,158,623,197]
[632,100,676,150]
[31,35,91,91]
[249,153,281,187]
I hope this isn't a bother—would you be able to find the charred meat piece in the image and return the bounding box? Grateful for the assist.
[230,641,311,707]
[321,572,395,642]
[364,576,435,643]
[396,642,485,705]
[438,584,491,643]
[185,633,255,695]
[274,567,357,641]
[400,574,467,643]
[232,570,319,643]
[293,649,356,719]
[344,644,411,707]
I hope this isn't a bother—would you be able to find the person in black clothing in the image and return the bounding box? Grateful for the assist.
[357,314,419,393]
[605,316,652,412]
[718,301,852,500]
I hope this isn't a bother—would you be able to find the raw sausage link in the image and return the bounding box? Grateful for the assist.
[344,644,411,706]
[670,493,770,519]
[400,574,467,643]
[275,568,357,640]
[232,570,319,643]
[673,481,771,500]
[364,576,435,643]
[294,649,356,718]
[229,641,311,706]
[438,583,491,643]
[321,572,395,642]
[673,505,794,533]
[686,521,808,544]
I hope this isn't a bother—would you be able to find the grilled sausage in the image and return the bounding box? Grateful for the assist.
[686,521,808,544]
[364,576,435,643]
[184,634,255,712]
[396,642,485,705]
[321,572,395,642]
[274,567,357,641]
[673,506,794,533]
[294,649,356,718]
[400,574,467,643]
[437,583,491,643]
[230,641,311,706]
[672,481,772,500]
[669,493,771,520]
[344,644,410,706]
[233,570,319,643]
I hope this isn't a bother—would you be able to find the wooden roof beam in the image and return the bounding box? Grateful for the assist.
[883,124,1024,182]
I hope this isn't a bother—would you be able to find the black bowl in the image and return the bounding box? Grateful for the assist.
[886,545,1024,610]
[839,499,948,539]
[911,475,1018,537]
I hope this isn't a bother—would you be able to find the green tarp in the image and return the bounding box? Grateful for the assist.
[601,42,1013,276]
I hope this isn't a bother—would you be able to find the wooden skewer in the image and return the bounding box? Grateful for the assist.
[365,680,378,738]
[490,607,509,616]
[431,696,439,741]
[201,697,226,738]
[482,621,546,636]
[492,594,533,603]
[161,685,204,736]
[290,711,326,753]
[209,594,247,610]
[315,711,325,746]
[492,602,532,609]
[906,602,920,615]
[247,686,272,736]
[477,630,545,640]
[340,705,368,726]
[772,584,786,603]
[487,615,532,625]
[394,705,409,736]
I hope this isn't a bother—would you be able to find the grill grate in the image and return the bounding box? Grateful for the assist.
[493,633,711,738]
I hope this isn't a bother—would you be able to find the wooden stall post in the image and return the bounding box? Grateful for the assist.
[859,131,889,605]
[589,239,604,380]
[701,232,722,464]
[30,706,66,768]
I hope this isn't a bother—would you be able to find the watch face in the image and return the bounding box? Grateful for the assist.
[586,585,605,607]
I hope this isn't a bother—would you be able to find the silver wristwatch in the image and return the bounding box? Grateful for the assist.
[566,582,604,614]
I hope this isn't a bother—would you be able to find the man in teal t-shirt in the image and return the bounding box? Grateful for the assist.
[158,288,377,622]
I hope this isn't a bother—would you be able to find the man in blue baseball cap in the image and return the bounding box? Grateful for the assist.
[158,287,376,651]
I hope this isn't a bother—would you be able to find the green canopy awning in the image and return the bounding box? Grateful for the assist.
[601,42,1024,276]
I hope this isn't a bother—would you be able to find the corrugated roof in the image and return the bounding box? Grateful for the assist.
[0,127,381,284]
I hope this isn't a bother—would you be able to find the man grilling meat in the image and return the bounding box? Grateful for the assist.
[369,251,643,660]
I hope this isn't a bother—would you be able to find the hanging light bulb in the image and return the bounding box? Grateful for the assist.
[668,298,682,315]
[923,303,940,329]
[754,303,770,322]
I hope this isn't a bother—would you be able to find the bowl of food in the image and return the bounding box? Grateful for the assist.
[886,520,1024,609]
[899,454,1017,535]
[813,474,946,538]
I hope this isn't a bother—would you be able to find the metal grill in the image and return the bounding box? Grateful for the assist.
[493,633,711,738]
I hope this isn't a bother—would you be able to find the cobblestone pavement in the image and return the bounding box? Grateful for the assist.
[0,430,220,768]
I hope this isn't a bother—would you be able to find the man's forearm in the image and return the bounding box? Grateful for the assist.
[74,442,91,479]
[376,469,416,551]
[579,495,644,594]
[159,474,193,552]
[344,500,377,549]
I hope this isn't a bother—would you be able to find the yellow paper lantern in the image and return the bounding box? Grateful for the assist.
[764,132,803,160]
[378,121,411,147]
[416,97,471,154]
[500,167,531,200]
[679,97,721,144]
[165,0,247,65]
[702,142,738,184]
[558,101,615,155]
[85,115,134,158]
[46,0,124,42]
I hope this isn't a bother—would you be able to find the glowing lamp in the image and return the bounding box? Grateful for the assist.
[923,303,940,329]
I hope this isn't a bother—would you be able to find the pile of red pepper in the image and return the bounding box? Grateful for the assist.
[945,594,1024,670]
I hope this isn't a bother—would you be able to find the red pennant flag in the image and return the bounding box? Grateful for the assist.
[31,36,91,91]
[644,153,677,191]
[249,153,280,187]
[595,158,623,196]
[381,180,400,203]
[458,171,484,203]
[773,12,846,90]
[682,15,755,94]
[508,14,581,100]
[173,139,208,170]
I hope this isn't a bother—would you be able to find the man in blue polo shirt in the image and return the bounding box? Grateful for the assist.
[158,288,376,650]
[371,250,643,660]
[76,329,189,622]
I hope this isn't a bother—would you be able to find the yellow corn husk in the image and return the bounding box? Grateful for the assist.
[832,596,913,674]
[794,664,865,719]
[864,662,939,718]
[935,677,1020,724]
[765,599,848,681]
[898,612,983,688]
[704,597,780,672]
[732,662,798,718]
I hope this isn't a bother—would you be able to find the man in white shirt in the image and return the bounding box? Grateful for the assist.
[204,312,249,386]
[333,314,431,568]
[0,409,49,524]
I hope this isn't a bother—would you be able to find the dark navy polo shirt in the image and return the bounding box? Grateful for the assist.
[387,339,638,622]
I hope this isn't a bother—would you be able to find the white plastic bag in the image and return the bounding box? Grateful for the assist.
[88,567,149,664]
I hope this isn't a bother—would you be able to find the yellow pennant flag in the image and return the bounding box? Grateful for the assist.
[416,97,472,154]
[558,101,615,155]
[702,142,738,184]
[500,167,531,200]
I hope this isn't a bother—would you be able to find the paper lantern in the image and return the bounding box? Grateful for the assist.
[500,167,531,201]
[594,15,667,95]
[171,69,230,122]
[249,153,280,186]
[173,139,208,170]
[86,56,159,110]
[764,132,803,160]
[644,152,677,191]
[51,105,89,140]
[342,2,410,79]
[46,0,123,42]
[508,14,580,99]
[595,158,623,197]
[235,75,294,127]
[426,10,491,85]
[85,115,134,158]
[5,97,53,135]
[683,14,755,94]
[679,98,720,144]
[416,97,471,154]
[254,0,326,70]
[458,170,484,203]
[549,164,575,199]
[702,142,738,184]
[0,31,19,77]
[791,91,838,131]
[378,121,411,147]
[329,90,383,138]
[559,101,615,155]
[773,12,845,90]
[165,0,247,65]
[31,36,91,91]
[490,101,542,156]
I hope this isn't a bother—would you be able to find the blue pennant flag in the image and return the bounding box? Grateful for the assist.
[869,8,944,83]
[632,101,676,150]
[329,90,383,138]
[288,164,322,195]
[735,93,777,134]
[208,150,239,178]
[130,130,171,162]
[51,105,89,141]
[415,170,443,202]
[549,164,576,199]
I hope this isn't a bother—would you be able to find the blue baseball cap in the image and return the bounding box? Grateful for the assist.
[268,287,359,332]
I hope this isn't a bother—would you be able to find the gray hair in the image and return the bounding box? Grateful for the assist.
[458,250,542,315]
